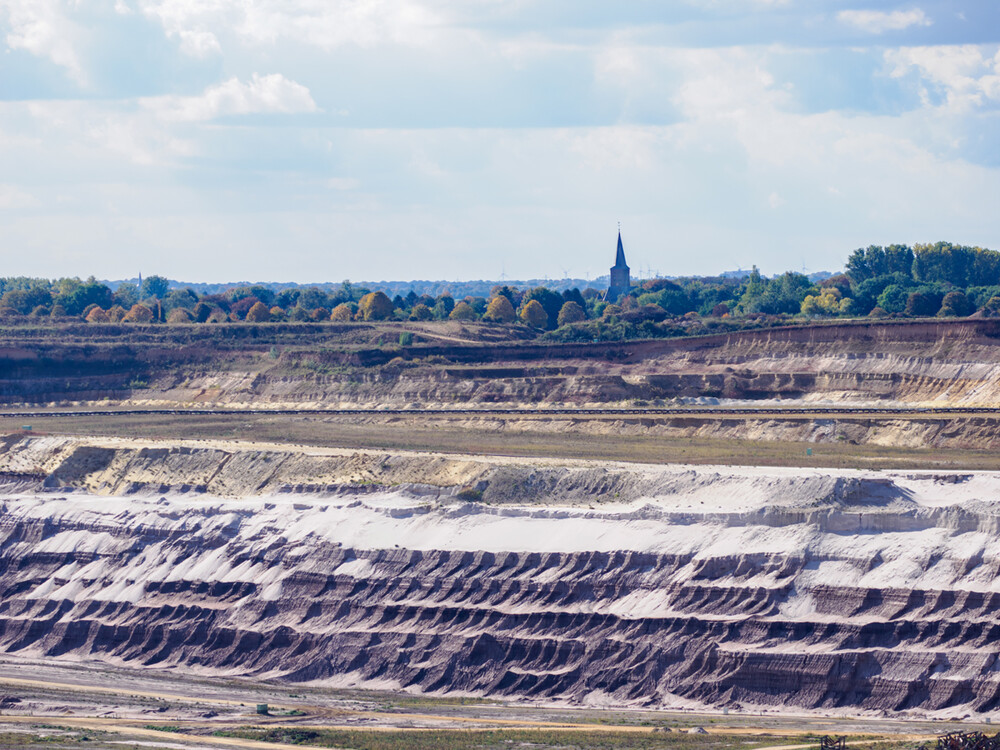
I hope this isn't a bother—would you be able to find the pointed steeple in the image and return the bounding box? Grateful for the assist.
[607,228,631,302]
[615,232,627,268]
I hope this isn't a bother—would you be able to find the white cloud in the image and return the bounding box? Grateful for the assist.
[0,184,40,210]
[176,28,220,57]
[886,45,1000,111]
[137,0,443,52]
[2,0,86,83]
[768,191,784,209]
[326,177,360,190]
[838,8,932,34]
[142,74,318,122]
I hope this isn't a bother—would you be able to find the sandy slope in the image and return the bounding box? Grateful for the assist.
[2,435,1000,716]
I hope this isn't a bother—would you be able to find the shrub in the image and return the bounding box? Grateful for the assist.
[244,301,271,322]
[123,303,155,323]
[192,301,213,323]
[108,305,127,322]
[85,306,110,323]
[167,308,194,324]
[330,303,353,322]
[710,302,730,317]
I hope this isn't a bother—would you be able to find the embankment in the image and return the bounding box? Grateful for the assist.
[5,319,1000,410]
[2,435,1000,716]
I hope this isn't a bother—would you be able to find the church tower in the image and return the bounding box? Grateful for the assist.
[607,230,631,302]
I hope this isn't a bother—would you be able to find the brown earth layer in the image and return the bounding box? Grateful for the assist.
[3,319,1000,409]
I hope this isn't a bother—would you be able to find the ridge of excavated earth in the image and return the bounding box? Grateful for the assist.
[3,435,1000,717]
[8,319,1000,411]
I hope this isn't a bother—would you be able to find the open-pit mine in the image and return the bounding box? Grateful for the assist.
[4,320,1000,749]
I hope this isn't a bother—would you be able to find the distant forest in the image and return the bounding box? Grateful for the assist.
[1,242,997,342]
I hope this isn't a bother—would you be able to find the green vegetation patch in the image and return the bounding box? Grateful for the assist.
[213,727,827,750]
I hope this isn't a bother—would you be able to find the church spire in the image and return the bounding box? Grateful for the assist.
[607,226,631,302]
[615,231,627,267]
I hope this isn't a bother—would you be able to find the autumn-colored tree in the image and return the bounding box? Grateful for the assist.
[358,291,393,321]
[246,301,271,322]
[85,306,110,323]
[519,299,548,328]
[310,306,330,322]
[556,300,586,327]
[409,303,432,321]
[230,296,261,320]
[108,305,127,322]
[330,303,354,321]
[269,306,286,321]
[449,301,477,320]
[167,308,194,324]
[484,295,516,323]
[123,303,155,323]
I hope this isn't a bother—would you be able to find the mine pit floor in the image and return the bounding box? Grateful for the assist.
[0,657,982,750]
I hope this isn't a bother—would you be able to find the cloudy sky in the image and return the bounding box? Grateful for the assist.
[2,1,999,283]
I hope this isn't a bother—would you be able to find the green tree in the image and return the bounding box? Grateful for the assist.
[735,266,767,315]
[141,275,170,299]
[432,294,455,319]
[937,291,971,317]
[522,287,563,329]
[409,303,432,321]
[556,300,586,326]
[845,245,915,283]
[904,290,941,317]
[164,288,199,313]
[877,284,910,314]
[114,283,139,308]
[60,280,113,315]
[449,301,477,320]
[192,301,213,323]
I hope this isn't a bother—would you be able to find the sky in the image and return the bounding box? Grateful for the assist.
[2,1,1000,283]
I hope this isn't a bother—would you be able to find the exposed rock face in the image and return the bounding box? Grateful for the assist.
[2,436,1000,715]
[5,319,1000,409]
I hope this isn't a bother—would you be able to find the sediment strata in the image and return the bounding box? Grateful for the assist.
[5,319,1000,410]
[2,436,999,715]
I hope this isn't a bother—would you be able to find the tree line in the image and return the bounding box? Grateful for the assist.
[3,242,999,338]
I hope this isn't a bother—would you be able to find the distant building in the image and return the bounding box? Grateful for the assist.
[606,231,631,302]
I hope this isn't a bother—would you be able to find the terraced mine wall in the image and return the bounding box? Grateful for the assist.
[2,435,1000,715]
[3,318,1000,407]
